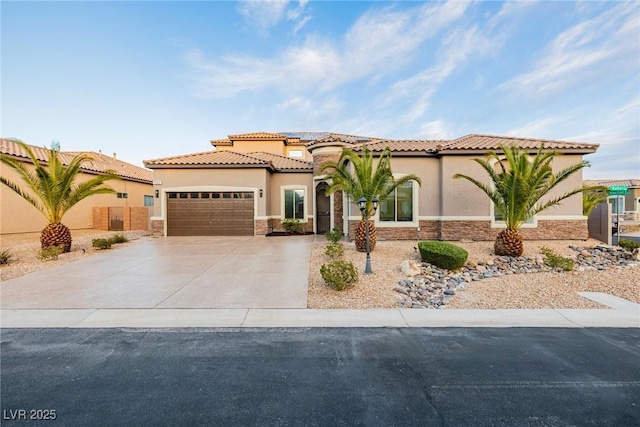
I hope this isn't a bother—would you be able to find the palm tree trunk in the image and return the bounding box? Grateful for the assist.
[41,223,72,253]
[494,229,523,257]
[355,220,377,252]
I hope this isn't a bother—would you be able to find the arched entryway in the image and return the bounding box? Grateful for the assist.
[316,182,331,234]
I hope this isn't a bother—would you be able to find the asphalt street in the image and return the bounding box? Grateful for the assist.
[1,328,639,426]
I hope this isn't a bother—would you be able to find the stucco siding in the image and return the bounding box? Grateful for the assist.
[1,166,151,234]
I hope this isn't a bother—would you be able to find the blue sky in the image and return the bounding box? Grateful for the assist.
[2,0,639,179]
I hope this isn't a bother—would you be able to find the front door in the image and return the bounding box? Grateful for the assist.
[316,183,331,234]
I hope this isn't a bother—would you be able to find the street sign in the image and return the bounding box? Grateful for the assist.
[608,185,629,196]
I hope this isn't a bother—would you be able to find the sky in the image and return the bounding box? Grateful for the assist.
[2,0,639,179]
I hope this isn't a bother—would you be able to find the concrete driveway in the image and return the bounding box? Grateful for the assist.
[0,235,313,309]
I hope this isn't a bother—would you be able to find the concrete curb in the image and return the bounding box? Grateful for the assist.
[1,293,638,328]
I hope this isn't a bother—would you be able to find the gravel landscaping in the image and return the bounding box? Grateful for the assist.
[308,237,639,310]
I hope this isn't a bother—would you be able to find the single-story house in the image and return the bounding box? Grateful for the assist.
[1,138,154,235]
[143,132,599,241]
[583,179,640,219]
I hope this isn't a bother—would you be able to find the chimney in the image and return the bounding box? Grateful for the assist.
[113,152,116,159]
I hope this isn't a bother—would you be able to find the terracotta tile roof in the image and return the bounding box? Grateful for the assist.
[144,150,313,172]
[1,138,152,183]
[210,138,233,146]
[353,139,445,153]
[583,179,640,188]
[144,150,270,167]
[248,152,313,171]
[65,151,153,182]
[442,134,599,152]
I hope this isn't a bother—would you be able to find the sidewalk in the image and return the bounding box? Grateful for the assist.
[2,292,638,328]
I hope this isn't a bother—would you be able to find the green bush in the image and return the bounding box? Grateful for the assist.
[417,241,468,270]
[39,245,64,261]
[110,233,129,244]
[618,239,640,252]
[282,218,304,234]
[320,259,358,291]
[541,247,574,272]
[0,249,12,265]
[325,242,344,259]
[324,227,343,243]
[92,238,113,250]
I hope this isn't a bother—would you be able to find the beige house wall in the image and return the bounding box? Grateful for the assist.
[1,166,151,235]
[268,173,314,220]
[387,157,441,217]
[216,140,286,156]
[440,154,586,218]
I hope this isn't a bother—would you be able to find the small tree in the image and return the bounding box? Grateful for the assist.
[454,144,590,256]
[0,139,119,252]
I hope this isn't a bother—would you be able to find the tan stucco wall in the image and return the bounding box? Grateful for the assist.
[151,167,269,218]
[440,154,586,218]
[387,157,441,217]
[216,140,286,156]
[216,140,312,161]
[1,165,152,234]
[269,173,314,219]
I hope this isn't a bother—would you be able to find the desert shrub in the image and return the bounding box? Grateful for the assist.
[618,239,640,252]
[39,245,64,261]
[320,259,358,291]
[92,238,113,250]
[417,241,468,270]
[110,233,129,244]
[324,228,343,244]
[541,247,574,272]
[282,218,304,234]
[0,249,12,265]
[325,242,344,259]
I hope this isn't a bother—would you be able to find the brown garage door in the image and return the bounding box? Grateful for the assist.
[167,191,254,236]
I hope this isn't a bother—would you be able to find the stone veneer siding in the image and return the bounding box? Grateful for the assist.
[255,219,268,236]
[312,153,340,175]
[348,219,588,242]
[150,219,164,235]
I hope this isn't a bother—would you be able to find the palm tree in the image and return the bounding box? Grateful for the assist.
[0,139,119,252]
[582,185,608,216]
[454,144,589,257]
[318,146,421,252]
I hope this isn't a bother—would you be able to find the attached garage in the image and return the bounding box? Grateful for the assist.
[166,191,254,236]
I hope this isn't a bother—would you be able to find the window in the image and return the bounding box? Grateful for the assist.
[288,149,303,158]
[284,189,305,219]
[117,192,128,199]
[380,182,414,222]
[144,195,154,206]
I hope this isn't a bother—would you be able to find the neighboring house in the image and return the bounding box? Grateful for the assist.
[0,139,154,234]
[144,132,598,241]
[583,179,640,218]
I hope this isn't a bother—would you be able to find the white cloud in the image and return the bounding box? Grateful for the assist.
[186,1,470,98]
[500,2,640,98]
[505,115,568,139]
[384,24,495,122]
[237,0,311,35]
[419,119,455,140]
[238,0,289,33]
